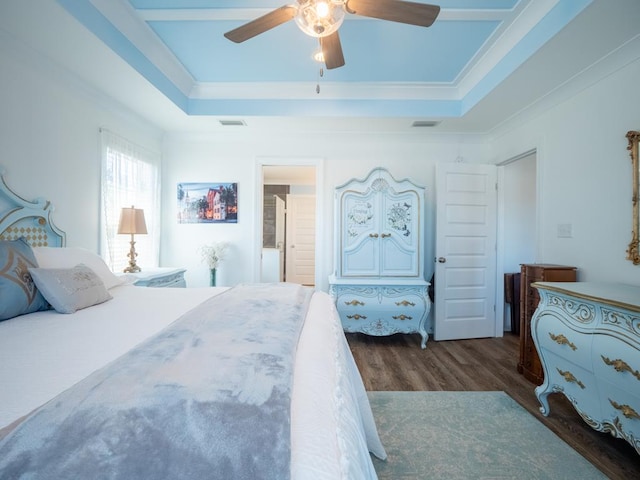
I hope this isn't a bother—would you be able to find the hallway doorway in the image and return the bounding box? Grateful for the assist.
[258,162,320,286]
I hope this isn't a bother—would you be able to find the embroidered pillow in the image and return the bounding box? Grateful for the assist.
[0,238,49,321]
[32,247,123,290]
[29,264,113,314]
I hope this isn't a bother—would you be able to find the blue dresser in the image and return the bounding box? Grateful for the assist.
[531,282,640,454]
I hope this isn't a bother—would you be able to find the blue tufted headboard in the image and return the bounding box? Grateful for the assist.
[0,167,66,247]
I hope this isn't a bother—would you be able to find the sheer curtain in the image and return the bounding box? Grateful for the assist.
[100,129,161,272]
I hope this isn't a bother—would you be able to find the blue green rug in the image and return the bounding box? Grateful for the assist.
[368,391,606,479]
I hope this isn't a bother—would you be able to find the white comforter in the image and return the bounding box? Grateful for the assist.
[0,284,385,479]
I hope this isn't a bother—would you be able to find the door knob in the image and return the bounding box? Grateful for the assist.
[437,257,446,263]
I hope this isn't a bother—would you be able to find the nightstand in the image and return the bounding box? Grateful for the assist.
[126,268,186,288]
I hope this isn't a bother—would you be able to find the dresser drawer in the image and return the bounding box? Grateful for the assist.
[535,312,593,371]
[593,335,640,394]
[597,379,640,441]
[542,349,600,418]
[338,291,424,329]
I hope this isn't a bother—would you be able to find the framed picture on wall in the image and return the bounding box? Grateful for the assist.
[177,182,238,224]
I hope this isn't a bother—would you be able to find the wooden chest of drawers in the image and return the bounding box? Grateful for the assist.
[518,264,576,384]
[531,282,640,455]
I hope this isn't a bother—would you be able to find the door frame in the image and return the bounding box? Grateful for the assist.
[495,147,541,335]
[254,157,324,288]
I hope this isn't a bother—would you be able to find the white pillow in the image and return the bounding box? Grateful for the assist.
[29,264,113,314]
[32,247,123,290]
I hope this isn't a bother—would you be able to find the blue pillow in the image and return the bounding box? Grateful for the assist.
[0,237,49,321]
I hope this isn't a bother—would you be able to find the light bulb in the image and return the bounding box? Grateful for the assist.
[316,1,329,18]
[295,0,345,38]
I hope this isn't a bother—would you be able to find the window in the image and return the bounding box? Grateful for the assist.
[100,129,161,272]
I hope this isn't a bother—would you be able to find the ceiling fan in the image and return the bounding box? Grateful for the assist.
[224,0,440,70]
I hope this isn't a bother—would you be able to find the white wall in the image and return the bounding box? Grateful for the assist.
[161,133,490,290]
[0,35,163,254]
[490,57,640,284]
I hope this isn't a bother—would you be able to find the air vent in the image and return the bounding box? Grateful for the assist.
[411,120,439,128]
[219,120,246,126]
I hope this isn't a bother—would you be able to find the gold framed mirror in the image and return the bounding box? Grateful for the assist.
[626,130,640,264]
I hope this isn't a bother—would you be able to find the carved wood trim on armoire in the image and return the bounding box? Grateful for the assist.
[518,264,577,384]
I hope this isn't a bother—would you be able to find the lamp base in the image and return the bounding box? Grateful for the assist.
[123,235,142,273]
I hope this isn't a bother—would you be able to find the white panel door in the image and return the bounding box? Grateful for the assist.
[286,194,316,286]
[434,163,497,340]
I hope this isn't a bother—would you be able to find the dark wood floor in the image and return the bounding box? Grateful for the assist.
[346,332,639,480]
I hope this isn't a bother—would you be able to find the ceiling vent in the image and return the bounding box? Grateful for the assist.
[411,120,439,128]
[219,120,246,126]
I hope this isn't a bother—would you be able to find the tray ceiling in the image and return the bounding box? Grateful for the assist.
[3,0,638,132]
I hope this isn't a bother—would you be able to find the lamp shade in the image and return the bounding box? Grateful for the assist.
[117,206,147,235]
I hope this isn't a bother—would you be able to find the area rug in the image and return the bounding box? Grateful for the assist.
[368,391,606,479]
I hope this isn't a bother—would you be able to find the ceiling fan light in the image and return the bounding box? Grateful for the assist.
[316,1,329,18]
[295,0,345,38]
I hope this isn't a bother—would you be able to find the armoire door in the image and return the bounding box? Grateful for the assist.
[340,188,380,276]
[379,188,420,277]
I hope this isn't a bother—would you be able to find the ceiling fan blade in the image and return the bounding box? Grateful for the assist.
[346,0,440,27]
[320,31,345,70]
[224,5,297,43]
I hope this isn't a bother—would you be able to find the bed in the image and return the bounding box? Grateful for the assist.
[0,169,386,479]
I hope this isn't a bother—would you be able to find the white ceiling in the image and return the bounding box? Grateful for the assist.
[1,0,639,134]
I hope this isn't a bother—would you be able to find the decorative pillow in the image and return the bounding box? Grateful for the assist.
[0,238,49,321]
[32,247,123,290]
[28,264,113,314]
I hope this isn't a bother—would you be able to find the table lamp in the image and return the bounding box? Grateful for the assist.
[117,205,147,273]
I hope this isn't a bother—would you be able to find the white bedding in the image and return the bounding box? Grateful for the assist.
[0,284,385,479]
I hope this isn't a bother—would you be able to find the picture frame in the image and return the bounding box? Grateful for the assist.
[177,182,238,224]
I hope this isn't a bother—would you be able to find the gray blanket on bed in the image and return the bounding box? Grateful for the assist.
[0,283,312,480]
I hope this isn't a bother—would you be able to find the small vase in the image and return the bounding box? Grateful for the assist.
[209,268,217,287]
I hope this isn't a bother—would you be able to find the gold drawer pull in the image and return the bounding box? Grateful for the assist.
[369,233,379,238]
[392,314,413,321]
[609,399,640,420]
[601,356,640,381]
[345,299,365,306]
[347,314,367,320]
[556,368,585,389]
[395,300,415,307]
[380,233,391,238]
[549,333,577,351]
